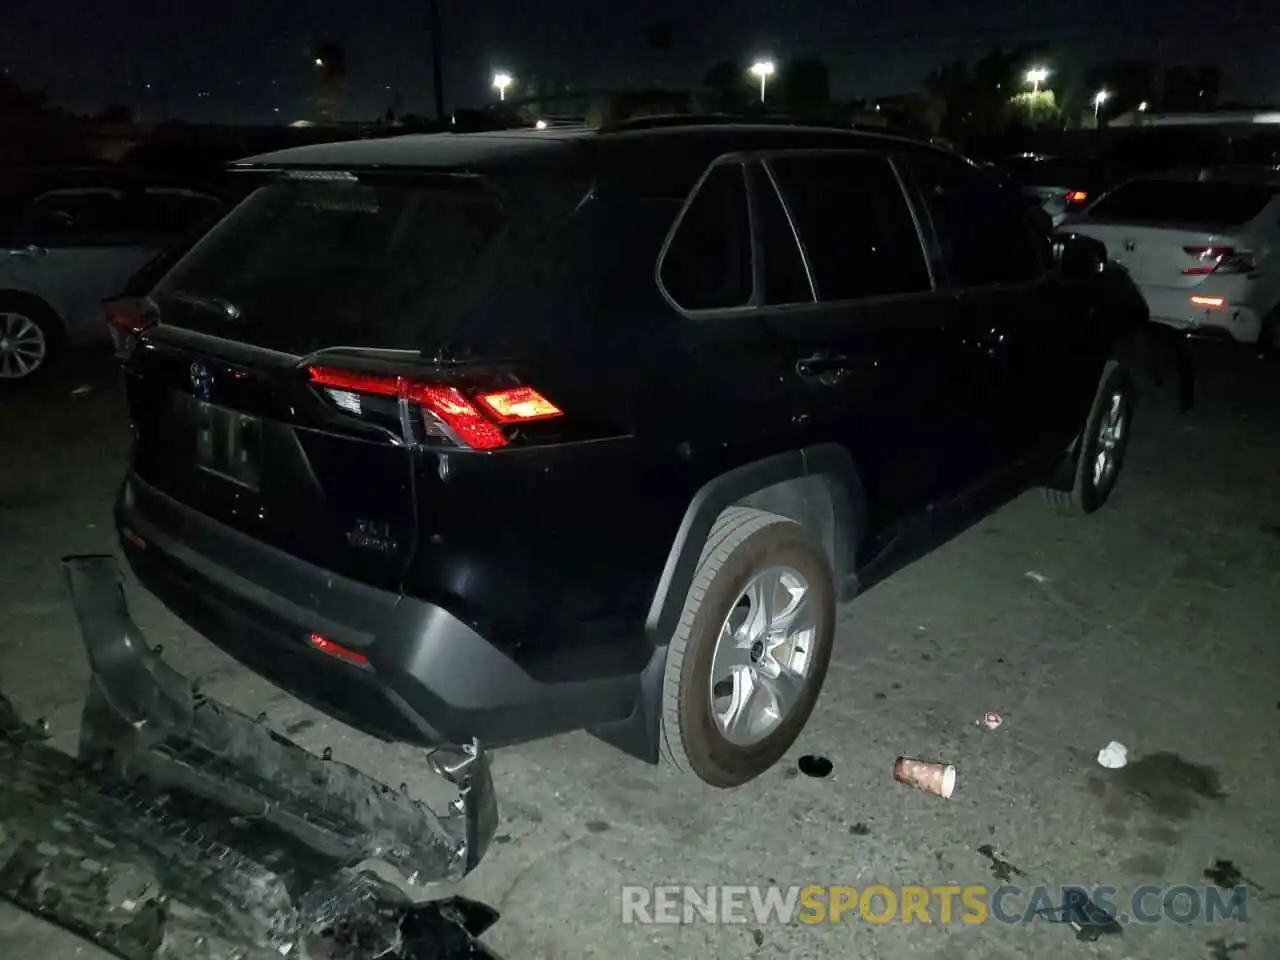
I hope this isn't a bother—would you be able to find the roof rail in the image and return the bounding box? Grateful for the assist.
[597,113,857,134]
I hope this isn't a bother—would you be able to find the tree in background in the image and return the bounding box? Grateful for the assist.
[779,59,831,118]
[701,60,750,113]
[1083,60,1157,118]
[94,104,136,124]
[1160,65,1221,111]
[1008,90,1060,128]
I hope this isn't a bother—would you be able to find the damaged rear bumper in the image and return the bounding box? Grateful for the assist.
[0,555,502,960]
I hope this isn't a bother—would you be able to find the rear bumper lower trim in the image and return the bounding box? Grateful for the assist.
[118,475,645,750]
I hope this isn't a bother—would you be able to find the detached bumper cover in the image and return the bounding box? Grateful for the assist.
[0,555,502,960]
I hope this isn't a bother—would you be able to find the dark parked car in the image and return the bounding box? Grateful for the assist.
[1000,153,1111,226]
[112,121,1147,788]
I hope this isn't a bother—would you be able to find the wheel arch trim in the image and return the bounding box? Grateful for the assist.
[643,443,867,646]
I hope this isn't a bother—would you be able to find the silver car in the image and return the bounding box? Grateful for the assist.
[0,169,223,382]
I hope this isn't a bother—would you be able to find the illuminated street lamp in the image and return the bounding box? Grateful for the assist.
[1093,88,1110,123]
[1138,101,1149,112]
[492,71,513,101]
[749,59,776,103]
[313,57,325,68]
[1025,66,1049,94]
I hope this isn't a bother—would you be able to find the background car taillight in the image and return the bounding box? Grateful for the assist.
[1064,190,1089,209]
[1182,246,1255,275]
[103,296,157,360]
[307,365,563,451]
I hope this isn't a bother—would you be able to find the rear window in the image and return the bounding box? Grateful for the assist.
[154,177,523,351]
[1085,179,1275,228]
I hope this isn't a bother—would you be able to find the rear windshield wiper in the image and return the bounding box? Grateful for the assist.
[162,289,245,322]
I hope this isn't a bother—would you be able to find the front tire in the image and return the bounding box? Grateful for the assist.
[0,296,63,384]
[1046,358,1134,516]
[659,508,836,788]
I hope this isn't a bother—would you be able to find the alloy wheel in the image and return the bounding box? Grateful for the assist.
[708,566,817,746]
[1091,390,1126,490]
[0,312,48,380]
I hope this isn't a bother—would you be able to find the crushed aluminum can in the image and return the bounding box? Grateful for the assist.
[979,711,1004,730]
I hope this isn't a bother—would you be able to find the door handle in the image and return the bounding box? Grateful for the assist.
[796,353,862,386]
[796,354,854,377]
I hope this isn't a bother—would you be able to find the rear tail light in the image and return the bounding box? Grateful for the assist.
[104,296,156,359]
[1181,246,1255,275]
[306,366,563,451]
[1065,190,1089,206]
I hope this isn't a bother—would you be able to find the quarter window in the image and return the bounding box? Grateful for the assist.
[660,163,753,311]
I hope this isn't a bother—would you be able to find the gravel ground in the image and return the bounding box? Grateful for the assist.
[1,341,1278,960]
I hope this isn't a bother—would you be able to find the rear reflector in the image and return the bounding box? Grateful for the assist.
[306,366,562,451]
[309,633,371,668]
[1190,295,1226,308]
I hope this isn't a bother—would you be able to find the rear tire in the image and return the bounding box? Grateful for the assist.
[1046,358,1134,516]
[659,508,836,788]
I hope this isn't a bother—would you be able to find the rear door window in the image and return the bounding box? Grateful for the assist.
[766,152,931,302]
[751,165,813,306]
[17,187,130,245]
[1085,180,1275,229]
[659,162,753,311]
[909,155,1047,288]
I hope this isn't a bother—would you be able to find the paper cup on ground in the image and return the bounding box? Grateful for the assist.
[894,757,957,798]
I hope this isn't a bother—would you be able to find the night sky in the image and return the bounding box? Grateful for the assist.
[2,0,1277,123]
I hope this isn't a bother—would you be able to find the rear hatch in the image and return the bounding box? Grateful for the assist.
[1065,177,1276,289]
[124,169,589,590]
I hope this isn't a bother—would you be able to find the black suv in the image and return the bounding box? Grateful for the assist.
[113,120,1147,787]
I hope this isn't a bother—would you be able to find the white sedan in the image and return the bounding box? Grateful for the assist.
[1061,167,1280,350]
[0,169,223,382]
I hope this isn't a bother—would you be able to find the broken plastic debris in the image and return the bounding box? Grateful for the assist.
[1025,571,1049,584]
[1097,741,1129,769]
[893,757,957,798]
[978,711,1003,730]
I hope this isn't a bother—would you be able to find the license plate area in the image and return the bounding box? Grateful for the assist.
[175,393,262,490]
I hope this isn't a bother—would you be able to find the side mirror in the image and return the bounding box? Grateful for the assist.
[1055,233,1108,279]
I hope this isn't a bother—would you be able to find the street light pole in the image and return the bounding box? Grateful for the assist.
[429,0,445,122]
[749,60,776,104]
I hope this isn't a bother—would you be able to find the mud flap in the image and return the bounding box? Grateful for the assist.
[0,555,504,959]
